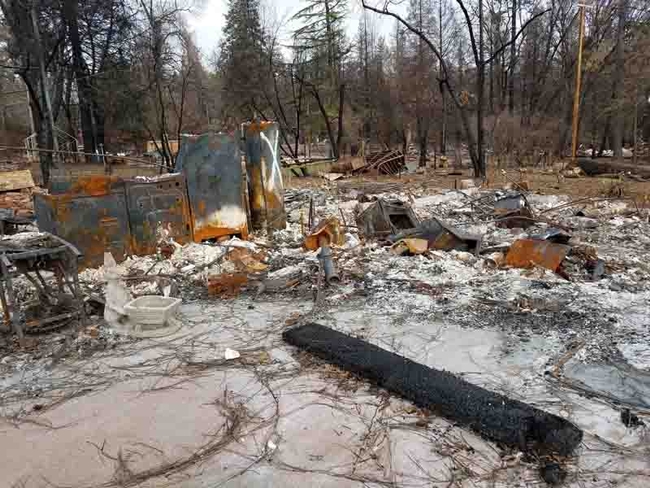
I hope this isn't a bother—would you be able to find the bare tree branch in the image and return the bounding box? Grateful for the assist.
[484,9,551,66]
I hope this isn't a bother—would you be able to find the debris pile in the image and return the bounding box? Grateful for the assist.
[0,169,41,220]
[0,231,84,337]
[2,162,650,487]
[352,149,406,176]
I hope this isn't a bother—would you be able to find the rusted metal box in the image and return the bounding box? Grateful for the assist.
[357,199,420,239]
[176,132,249,242]
[244,121,286,231]
[125,174,193,255]
[34,176,131,267]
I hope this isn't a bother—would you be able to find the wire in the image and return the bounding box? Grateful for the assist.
[0,144,166,168]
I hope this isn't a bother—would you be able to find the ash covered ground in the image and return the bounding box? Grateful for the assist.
[0,181,649,487]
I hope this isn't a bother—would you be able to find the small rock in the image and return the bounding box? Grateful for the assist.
[224,348,240,360]
[621,408,645,428]
[540,462,566,485]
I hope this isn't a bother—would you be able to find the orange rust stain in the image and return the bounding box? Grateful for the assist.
[207,273,249,298]
[197,200,207,216]
[72,226,127,269]
[505,239,570,272]
[69,176,120,197]
[245,121,274,134]
[304,217,344,251]
[248,166,266,225]
[247,164,285,230]
[193,223,248,243]
[53,198,72,223]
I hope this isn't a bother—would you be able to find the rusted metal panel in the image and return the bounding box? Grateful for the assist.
[125,174,193,255]
[176,132,249,242]
[34,176,131,268]
[49,175,124,196]
[244,121,286,231]
[505,239,570,272]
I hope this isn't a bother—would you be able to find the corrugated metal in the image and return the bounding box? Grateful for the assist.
[34,176,131,268]
[175,132,249,242]
[125,174,193,255]
[244,122,286,231]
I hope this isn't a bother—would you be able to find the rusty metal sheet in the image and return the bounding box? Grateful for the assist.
[34,177,131,268]
[125,174,193,255]
[244,121,286,231]
[49,175,124,196]
[304,217,345,251]
[505,239,570,272]
[175,132,249,242]
[207,273,249,298]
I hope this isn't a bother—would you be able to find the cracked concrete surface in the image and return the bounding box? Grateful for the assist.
[1,296,648,487]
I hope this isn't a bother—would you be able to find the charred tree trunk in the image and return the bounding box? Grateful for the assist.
[311,86,337,159]
[611,0,627,158]
[439,1,446,156]
[476,0,486,177]
[508,0,517,113]
[440,80,447,156]
[63,0,98,160]
[417,115,428,167]
[336,82,345,157]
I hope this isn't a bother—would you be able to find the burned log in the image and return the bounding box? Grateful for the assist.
[577,158,650,179]
[284,323,583,456]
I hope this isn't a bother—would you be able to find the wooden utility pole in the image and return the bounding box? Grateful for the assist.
[570,4,586,160]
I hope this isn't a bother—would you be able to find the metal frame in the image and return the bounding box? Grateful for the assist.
[0,234,85,337]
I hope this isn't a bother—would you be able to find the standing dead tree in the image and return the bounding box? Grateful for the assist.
[133,0,189,170]
[362,0,548,177]
[0,0,65,185]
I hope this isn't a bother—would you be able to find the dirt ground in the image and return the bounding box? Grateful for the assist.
[11,154,650,205]
[287,167,650,204]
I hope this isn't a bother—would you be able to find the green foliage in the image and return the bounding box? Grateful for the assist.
[217,0,267,118]
[293,0,347,72]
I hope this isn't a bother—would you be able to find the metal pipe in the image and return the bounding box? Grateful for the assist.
[318,245,340,283]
